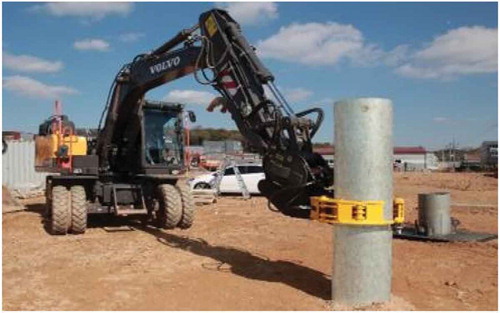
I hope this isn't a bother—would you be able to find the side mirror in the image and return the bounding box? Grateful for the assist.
[188,111,196,123]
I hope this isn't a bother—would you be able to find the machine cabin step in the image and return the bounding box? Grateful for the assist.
[111,184,147,216]
[114,206,148,216]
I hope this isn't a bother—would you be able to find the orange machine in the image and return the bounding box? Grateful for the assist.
[35,101,87,173]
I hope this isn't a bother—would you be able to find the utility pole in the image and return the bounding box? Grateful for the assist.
[333,98,393,306]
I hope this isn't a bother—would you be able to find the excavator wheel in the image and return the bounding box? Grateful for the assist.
[70,185,87,234]
[51,185,71,235]
[156,184,182,229]
[176,181,195,229]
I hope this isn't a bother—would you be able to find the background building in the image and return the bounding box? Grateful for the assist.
[393,146,439,171]
[481,141,498,169]
[313,145,439,170]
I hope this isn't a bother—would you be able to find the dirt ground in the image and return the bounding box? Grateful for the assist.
[2,172,498,310]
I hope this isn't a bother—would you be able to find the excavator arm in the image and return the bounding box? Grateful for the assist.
[96,9,333,216]
[197,10,333,216]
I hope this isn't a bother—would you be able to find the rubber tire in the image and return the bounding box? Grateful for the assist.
[70,185,87,234]
[51,186,70,235]
[176,182,195,229]
[157,184,182,229]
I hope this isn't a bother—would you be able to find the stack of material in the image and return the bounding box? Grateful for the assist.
[192,189,217,205]
[2,186,24,213]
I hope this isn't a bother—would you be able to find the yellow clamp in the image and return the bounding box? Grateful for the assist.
[393,197,405,225]
[310,196,404,226]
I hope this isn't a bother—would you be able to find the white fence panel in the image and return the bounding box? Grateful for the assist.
[2,140,50,194]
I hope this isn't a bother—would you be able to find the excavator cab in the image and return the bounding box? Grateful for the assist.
[140,100,194,173]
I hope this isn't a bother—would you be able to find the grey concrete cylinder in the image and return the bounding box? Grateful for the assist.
[418,192,452,236]
[333,98,393,306]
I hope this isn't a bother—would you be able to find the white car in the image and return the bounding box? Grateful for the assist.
[189,163,265,194]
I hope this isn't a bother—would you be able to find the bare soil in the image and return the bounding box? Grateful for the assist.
[2,172,498,310]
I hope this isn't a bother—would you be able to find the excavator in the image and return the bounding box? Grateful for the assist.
[36,9,333,235]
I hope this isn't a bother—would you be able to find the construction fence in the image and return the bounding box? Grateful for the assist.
[2,140,50,197]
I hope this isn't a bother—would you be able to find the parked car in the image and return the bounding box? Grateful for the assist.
[189,163,265,194]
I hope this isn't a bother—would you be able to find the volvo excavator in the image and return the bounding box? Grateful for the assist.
[36,9,333,235]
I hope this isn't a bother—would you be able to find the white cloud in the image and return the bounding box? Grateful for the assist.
[30,2,133,21]
[3,52,63,73]
[284,88,313,102]
[119,32,145,43]
[164,90,217,105]
[73,39,110,51]
[257,22,498,80]
[3,75,78,99]
[263,85,313,103]
[349,44,411,67]
[257,22,373,66]
[395,26,497,80]
[217,2,278,26]
[382,45,410,67]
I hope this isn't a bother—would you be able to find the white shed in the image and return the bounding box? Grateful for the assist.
[393,147,438,171]
[314,145,438,170]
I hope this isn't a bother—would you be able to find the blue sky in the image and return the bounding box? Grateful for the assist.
[2,2,498,150]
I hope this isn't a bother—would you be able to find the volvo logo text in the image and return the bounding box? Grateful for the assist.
[150,56,181,75]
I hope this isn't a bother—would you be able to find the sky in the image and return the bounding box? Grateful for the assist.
[2,1,498,150]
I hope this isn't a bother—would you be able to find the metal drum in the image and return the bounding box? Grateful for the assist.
[418,192,452,236]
